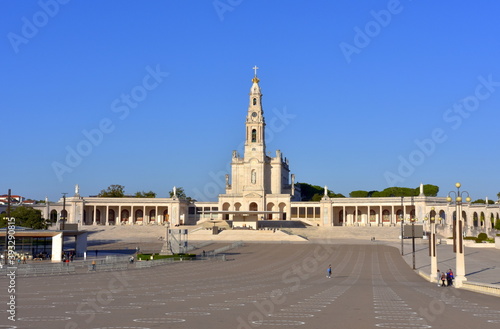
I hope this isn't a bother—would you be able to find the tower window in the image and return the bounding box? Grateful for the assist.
[251,129,256,142]
[253,98,257,105]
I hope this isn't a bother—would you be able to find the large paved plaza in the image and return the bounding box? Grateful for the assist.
[2,243,500,329]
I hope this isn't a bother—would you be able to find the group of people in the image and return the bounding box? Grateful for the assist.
[437,269,454,287]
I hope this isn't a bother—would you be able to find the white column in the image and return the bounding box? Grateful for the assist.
[455,202,467,287]
[105,205,109,226]
[391,205,395,226]
[367,205,371,226]
[51,232,63,262]
[342,205,346,226]
[93,205,97,226]
[379,205,382,226]
[430,221,438,282]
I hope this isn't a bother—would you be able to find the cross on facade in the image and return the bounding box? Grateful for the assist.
[252,65,259,77]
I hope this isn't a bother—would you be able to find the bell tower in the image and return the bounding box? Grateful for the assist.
[244,65,266,160]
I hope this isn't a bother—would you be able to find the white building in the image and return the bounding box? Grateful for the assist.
[34,70,500,234]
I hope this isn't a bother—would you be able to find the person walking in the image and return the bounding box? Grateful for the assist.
[447,269,454,287]
[327,264,332,278]
[436,270,441,286]
[441,272,447,287]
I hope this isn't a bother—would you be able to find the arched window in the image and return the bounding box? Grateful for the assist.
[251,129,256,142]
[50,209,58,222]
[108,209,115,224]
[135,209,143,222]
[253,98,257,105]
[121,209,129,222]
[382,210,390,222]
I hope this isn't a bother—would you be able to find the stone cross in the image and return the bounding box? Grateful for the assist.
[253,65,259,76]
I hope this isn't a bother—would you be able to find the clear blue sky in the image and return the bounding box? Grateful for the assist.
[1,0,499,202]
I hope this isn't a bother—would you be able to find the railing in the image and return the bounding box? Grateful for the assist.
[5,264,76,277]
[213,241,244,255]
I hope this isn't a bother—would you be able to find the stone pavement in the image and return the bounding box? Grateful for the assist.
[79,225,500,291]
[3,243,500,329]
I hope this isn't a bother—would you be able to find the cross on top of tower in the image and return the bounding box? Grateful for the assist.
[252,65,259,77]
[252,65,260,83]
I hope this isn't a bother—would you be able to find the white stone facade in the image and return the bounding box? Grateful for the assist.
[31,70,500,234]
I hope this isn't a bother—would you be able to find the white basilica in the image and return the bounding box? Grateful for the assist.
[36,69,500,234]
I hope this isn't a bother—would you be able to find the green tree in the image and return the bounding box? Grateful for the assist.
[422,184,439,197]
[311,193,323,201]
[349,190,369,198]
[297,183,344,201]
[371,187,416,197]
[135,191,156,198]
[359,184,439,197]
[169,187,195,202]
[497,192,500,200]
[0,206,49,229]
[98,185,125,197]
[471,199,494,205]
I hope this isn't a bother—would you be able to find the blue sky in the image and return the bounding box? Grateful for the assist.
[1,0,499,202]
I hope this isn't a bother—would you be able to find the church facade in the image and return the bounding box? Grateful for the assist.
[35,70,500,234]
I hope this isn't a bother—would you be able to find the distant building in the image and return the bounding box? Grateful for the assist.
[0,194,24,205]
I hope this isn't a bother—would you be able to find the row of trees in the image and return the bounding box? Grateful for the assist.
[299,183,440,201]
[349,184,439,198]
[97,185,192,201]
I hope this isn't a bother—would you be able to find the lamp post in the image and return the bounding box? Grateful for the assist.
[61,193,67,230]
[410,216,416,270]
[400,197,404,255]
[3,189,11,265]
[447,183,471,288]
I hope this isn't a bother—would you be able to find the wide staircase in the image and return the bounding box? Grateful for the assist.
[284,225,401,242]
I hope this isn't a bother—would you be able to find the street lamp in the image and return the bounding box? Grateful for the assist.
[447,182,471,287]
[61,193,67,230]
[410,216,416,270]
[3,189,11,266]
[400,197,404,255]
